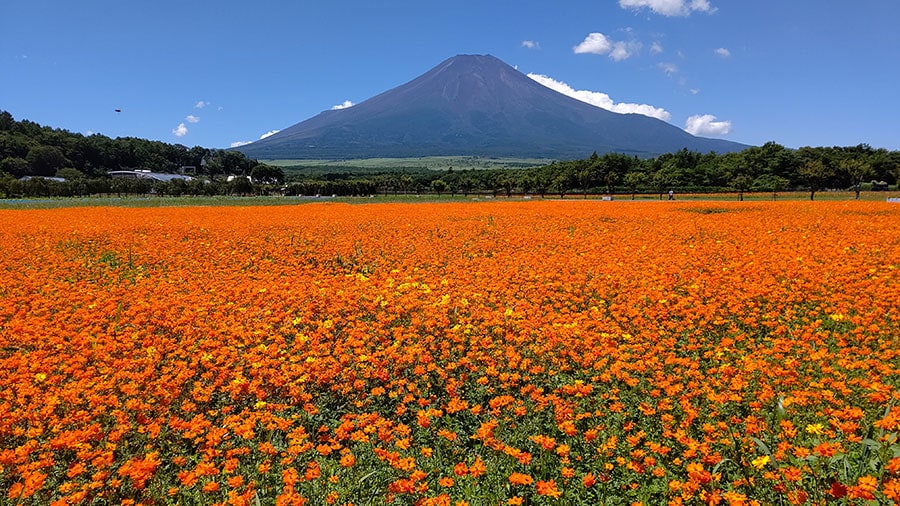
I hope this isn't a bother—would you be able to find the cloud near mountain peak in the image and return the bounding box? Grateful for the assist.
[527,73,671,121]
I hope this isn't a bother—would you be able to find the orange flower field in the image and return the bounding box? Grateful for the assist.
[1,200,898,505]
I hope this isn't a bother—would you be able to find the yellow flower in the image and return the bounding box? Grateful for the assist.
[805,423,825,435]
[751,455,770,469]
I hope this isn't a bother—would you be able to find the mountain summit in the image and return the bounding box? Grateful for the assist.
[236,54,746,160]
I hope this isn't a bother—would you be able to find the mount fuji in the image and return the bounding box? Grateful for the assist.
[235,54,747,160]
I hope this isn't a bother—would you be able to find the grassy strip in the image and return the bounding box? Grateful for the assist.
[0,191,898,210]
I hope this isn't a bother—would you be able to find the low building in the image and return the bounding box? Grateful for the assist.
[108,170,194,182]
[19,176,66,183]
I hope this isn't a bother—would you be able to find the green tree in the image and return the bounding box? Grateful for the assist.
[458,177,474,197]
[751,174,790,200]
[228,176,253,196]
[730,174,754,201]
[430,179,449,195]
[0,157,30,178]
[623,172,647,200]
[0,171,14,196]
[839,158,873,199]
[798,159,834,201]
[0,111,14,131]
[578,167,594,198]
[497,174,516,197]
[552,169,577,199]
[532,169,551,198]
[652,164,678,200]
[598,152,634,195]
[26,145,67,176]
[249,164,285,185]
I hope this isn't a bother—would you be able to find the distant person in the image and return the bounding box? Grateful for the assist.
[668,190,674,200]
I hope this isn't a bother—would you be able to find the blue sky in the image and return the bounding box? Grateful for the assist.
[2,1,899,152]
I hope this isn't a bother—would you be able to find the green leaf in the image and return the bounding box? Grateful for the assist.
[712,457,734,476]
[751,437,773,460]
[861,438,882,451]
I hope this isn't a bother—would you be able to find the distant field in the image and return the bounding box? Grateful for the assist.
[0,190,898,210]
[263,156,554,172]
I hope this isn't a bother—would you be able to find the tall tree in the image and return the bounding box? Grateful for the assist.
[652,163,679,200]
[752,174,790,200]
[839,158,873,199]
[0,157,29,178]
[250,164,285,184]
[798,159,834,201]
[623,171,647,200]
[430,179,449,195]
[26,145,67,176]
[730,175,754,201]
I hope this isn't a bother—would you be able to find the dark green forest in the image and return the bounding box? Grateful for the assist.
[2,110,899,200]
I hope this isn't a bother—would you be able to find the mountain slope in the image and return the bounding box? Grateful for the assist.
[236,54,747,160]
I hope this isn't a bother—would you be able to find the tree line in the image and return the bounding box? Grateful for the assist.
[0,110,271,179]
[2,110,899,200]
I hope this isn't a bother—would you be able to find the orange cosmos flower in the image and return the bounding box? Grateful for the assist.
[508,473,534,486]
[536,480,562,498]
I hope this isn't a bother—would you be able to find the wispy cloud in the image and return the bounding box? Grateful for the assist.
[573,33,640,61]
[172,123,188,137]
[194,101,209,109]
[650,42,664,55]
[715,47,731,57]
[528,73,671,121]
[331,100,354,110]
[685,114,731,136]
[521,40,540,49]
[658,62,679,76]
[186,115,200,123]
[619,0,715,16]
[230,129,281,148]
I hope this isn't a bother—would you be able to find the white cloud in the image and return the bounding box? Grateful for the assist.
[527,73,671,121]
[331,100,354,110]
[231,129,281,147]
[685,114,731,136]
[619,0,715,16]
[715,47,731,57]
[186,114,200,123]
[172,123,188,137]
[573,33,639,61]
[574,33,613,55]
[610,41,641,61]
[650,42,664,55]
[658,62,678,76]
[690,88,700,95]
[194,101,209,109]
[521,40,539,49]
